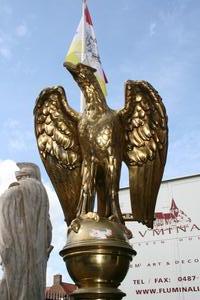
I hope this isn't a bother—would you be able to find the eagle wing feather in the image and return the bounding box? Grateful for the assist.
[119,80,168,228]
[34,86,82,225]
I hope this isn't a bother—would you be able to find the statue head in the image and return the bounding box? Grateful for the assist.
[65,62,97,87]
[15,162,41,182]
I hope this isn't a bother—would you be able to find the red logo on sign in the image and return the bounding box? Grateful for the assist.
[154,199,191,228]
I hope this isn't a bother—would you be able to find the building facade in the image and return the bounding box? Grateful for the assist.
[120,174,200,300]
[45,274,76,300]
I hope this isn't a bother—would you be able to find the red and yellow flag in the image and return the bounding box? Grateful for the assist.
[65,0,108,97]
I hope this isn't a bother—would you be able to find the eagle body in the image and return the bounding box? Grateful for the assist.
[34,63,168,234]
[77,106,125,222]
[78,108,124,160]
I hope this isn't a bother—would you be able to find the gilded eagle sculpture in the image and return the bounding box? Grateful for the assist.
[34,63,168,235]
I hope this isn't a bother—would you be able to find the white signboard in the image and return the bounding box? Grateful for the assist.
[120,175,200,300]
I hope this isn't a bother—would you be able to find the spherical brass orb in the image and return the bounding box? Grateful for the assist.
[60,216,136,299]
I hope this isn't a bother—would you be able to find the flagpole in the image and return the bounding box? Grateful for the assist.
[65,0,108,111]
[81,0,86,63]
[80,0,86,112]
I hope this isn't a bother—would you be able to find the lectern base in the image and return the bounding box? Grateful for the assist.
[60,215,136,300]
[70,287,125,300]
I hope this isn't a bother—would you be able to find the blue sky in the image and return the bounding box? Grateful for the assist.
[0,0,200,285]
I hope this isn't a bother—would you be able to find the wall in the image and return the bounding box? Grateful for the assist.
[120,175,200,300]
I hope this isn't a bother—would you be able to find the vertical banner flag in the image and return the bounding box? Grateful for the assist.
[65,0,108,102]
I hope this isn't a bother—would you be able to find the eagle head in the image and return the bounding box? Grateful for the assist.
[64,62,97,85]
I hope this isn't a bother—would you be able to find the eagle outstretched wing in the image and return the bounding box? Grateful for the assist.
[34,86,82,225]
[119,81,168,228]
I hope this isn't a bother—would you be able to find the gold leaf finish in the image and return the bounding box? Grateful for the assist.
[34,86,82,225]
[34,63,168,232]
[119,80,168,228]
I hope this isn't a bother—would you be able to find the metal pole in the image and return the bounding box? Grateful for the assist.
[80,0,86,112]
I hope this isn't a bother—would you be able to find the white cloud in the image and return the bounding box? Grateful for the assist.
[122,4,129,11]
[41,182,72,285]
[44,182,69,285]
[2,119,33,152]
[44,182,66,249]
[164,129,200,180]
[2,5,12,16]
[0,159,18,195]
[0,46,11,59]
[0,2,12,17]
[4,119,20,128]
[0,20,29,61]
[149,22,156,36]
[0,30,12,60]
[16,24,28,37]
[9,137,27,151]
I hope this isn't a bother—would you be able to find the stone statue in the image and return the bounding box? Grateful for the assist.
[0,162,52,300]
[34,62,168,236]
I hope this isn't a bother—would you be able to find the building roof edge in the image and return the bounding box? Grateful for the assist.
[120,173,200,191]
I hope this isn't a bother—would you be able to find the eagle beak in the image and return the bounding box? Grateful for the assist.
[64,62,78,75]
[64,62,97,76]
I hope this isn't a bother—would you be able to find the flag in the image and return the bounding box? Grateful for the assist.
[65,0,108,99]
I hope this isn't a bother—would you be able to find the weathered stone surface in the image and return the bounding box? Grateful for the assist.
[0,163,52,300]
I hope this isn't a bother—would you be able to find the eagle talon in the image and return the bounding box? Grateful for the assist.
[108,215,118,222]
[69,218,81,233]
[80,212,100,222]
[109,215,133,239]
